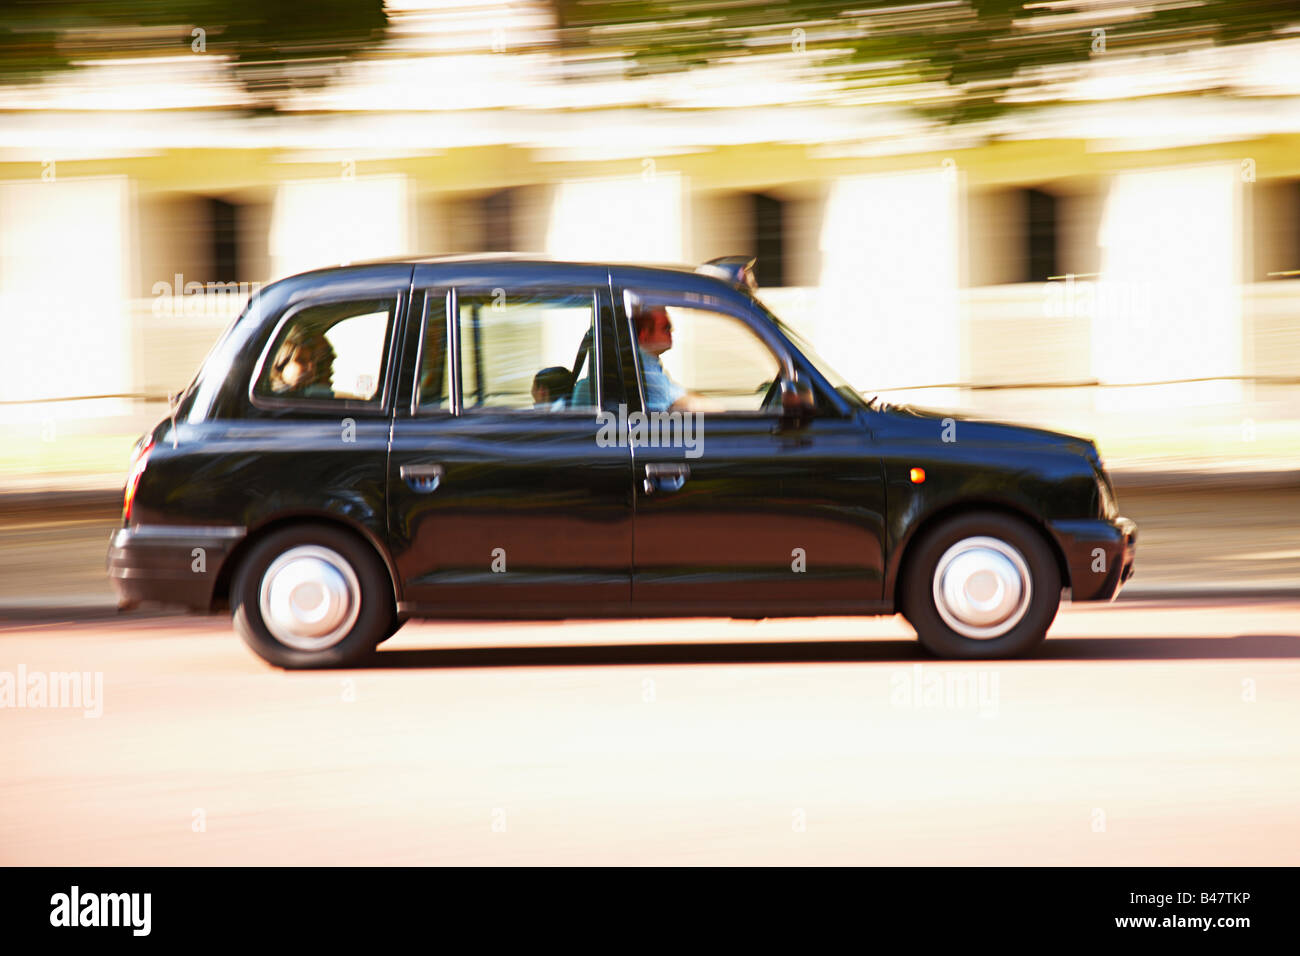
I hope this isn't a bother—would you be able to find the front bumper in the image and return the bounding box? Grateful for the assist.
[107,524,245,611]
[1048,516,1137,602]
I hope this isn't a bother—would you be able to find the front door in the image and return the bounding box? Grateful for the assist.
[387,279,633,614]
[619,292,887,613]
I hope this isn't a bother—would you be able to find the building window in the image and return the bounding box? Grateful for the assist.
[1292,180,1300,279]
[1023,188,1059,283]
[481,188,515,252]
[209,197,240,284]
[1259,179,1300,280]
[751,193,787,287]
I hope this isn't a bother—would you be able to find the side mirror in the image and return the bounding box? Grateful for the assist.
[778,376,816,430]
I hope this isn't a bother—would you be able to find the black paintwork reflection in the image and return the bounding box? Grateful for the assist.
[133,418,390,552]
[631,416,887,604]
[388,414,634,607]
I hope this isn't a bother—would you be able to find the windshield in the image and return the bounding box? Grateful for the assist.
[756,300,870,410]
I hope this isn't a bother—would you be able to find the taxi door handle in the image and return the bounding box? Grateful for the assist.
[400,463,444,493]
[643,462,690,494]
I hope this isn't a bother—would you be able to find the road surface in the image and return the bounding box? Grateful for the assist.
[2,600,1297,865]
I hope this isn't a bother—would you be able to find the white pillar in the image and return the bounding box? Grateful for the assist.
[0,176,131,420]
[269,174,411,281]
[1094,163,1242,410]
[819,170,961,401]
[546,174,685,264]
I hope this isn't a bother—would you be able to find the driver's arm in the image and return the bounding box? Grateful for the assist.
[670,392,724,413]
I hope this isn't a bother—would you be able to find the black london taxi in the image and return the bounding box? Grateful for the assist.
[108,255,1136,668]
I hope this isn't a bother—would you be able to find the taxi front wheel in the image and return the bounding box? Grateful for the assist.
[901,512,1061,659]
[232,524,394,669]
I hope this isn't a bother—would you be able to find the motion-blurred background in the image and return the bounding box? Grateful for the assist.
[0,1,1296,605]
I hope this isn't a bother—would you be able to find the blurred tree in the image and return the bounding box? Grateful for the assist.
[552,0,1300,123]
[0,0,387,107]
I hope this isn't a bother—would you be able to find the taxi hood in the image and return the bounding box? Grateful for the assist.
[882,402,1101,461]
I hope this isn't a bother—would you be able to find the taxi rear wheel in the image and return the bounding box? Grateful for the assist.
[232,524,394,669]
[901,512,1060,659]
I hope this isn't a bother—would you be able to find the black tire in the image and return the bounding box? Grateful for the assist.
[900,512,1060,659]
[232,524,394,669]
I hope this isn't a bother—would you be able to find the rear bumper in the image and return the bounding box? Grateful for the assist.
[107,524,245,611]
[1048,516,1137,602]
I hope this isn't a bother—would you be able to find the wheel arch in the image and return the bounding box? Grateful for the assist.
[889,499,1071,610]
[211,512,400,613]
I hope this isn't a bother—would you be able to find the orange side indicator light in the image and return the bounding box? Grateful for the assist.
[909,467,926,484]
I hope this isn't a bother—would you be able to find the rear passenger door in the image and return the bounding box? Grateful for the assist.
[386,275,633,614]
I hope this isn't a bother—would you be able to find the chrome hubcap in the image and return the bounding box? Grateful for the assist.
[259,545,361,651]
[932,536,1032,640]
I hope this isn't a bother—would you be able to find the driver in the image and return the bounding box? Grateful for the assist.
[633,306,721,413]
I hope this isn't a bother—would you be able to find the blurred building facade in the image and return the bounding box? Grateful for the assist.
[1,2,1299,467]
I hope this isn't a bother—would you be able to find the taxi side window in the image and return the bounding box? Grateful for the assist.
[636,305,780,413]
[255,297,396,405]
[416,293,450,411]
[458,290,597,413]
